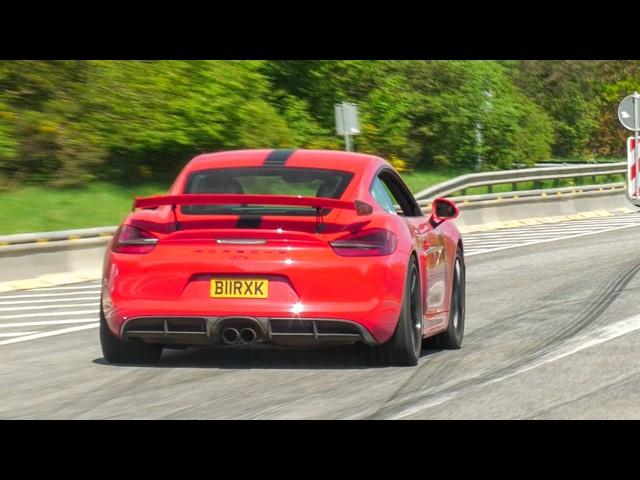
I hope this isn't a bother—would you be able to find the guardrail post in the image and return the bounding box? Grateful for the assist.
[487,184,493,194]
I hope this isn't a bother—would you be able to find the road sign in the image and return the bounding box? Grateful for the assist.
[335,102,360,135]
[627,137,637,198]
[335,102,360,151]
[618,95,639,131]
[619,93,640,205]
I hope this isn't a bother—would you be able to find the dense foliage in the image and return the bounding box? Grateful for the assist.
[0,60,634,188]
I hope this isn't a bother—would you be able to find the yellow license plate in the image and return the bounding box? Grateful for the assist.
[210,278,269,299]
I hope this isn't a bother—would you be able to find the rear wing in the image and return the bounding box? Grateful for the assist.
[133,194,373,215]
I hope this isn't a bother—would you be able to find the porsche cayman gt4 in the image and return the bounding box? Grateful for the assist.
[100,149,465,366]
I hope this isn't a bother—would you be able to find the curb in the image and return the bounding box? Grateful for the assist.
[0,270,102,293]
[457,207,635,234]
[0,236,111,255]
[0,227,115,248]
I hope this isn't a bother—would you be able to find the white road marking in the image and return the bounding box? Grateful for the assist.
[0,290,101,299]
[466,223,640,257]
[466,242,534,248]
[0,297,99,305]
[467,220,639,234]
[464,228,624,240]
[21,284,101,292]
[469,221,634,232]
[464,232,626,245]
[385,313,640,419]
[0,309,98,320]
[463,213,640,251]
[0,331,38,337]
[0,323,99,346]
[0,303,99,312]
[0,318,97,328]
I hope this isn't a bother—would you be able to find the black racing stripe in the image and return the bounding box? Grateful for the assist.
[264,149,295,166]
[236,216,262,229]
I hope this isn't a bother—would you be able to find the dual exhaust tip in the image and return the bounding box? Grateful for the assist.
[221,327,258,345]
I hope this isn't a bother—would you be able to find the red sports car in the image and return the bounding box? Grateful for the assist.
[100,149,465,366]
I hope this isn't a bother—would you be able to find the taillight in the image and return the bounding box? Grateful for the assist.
[111,225,158,254]
[330,229,398,257]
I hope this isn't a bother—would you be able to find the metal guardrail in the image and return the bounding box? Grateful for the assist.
[417,182,626,209]
[534,162,621,168]
[414,162,626,201]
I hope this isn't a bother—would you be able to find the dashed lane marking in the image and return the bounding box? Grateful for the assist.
[0,290,101,300]
[0,319,98,328]
[0,297,99,305]
[0,323,99,346]
[0,303,100,312]
[0,309,99,320]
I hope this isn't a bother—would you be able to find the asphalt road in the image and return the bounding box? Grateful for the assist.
[2,214,640,419]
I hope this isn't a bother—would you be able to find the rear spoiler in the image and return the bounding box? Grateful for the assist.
[133,194,373,216]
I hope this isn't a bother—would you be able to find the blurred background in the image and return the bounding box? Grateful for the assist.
[0,60,637,233]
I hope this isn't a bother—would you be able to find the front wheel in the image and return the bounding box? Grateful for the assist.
[100,307,163,364]
[427,248,465,349]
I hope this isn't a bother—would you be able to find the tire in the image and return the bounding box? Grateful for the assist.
[427,247,465,349]
[100,307,163,364]
[373,257,423,366]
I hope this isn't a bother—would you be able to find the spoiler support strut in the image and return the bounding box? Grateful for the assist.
[171,204,180,231]
[315,207,325,233]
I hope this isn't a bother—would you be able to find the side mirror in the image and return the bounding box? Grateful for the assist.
[430,197,459,223]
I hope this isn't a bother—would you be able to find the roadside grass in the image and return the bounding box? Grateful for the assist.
[399,168,468,193]
[0,182,169,235]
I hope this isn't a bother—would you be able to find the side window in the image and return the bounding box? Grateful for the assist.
[378,170,423,217]
[371,177,397,214]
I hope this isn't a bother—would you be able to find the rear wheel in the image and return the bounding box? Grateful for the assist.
[427,248,465,349]
[372,257,423,366]
[100,307,163,364]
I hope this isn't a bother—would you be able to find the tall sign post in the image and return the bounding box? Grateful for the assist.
[335,102,360,152]
[618,93,640,206]
[475,90,493,171]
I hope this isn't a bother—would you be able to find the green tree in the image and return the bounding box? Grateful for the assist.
[512,61,602,159]
[0,60,106,185]
[399,61,553,169]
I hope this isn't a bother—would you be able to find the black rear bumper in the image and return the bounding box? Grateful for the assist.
[121,316,377,347]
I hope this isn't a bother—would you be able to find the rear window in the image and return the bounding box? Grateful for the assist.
[182,167,354,216]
